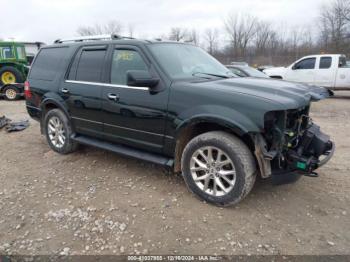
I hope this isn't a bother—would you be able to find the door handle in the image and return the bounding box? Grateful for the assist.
[107,93,120,102]
[61,88,70,94]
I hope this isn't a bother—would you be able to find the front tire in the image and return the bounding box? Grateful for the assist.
[181,131,256,206]
[44,109,78,154]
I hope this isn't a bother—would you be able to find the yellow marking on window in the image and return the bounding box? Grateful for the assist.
[116,51,134,61]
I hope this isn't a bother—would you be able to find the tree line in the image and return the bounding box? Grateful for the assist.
[77,0,350,66]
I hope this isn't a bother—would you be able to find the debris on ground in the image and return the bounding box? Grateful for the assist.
[0,116,29,132]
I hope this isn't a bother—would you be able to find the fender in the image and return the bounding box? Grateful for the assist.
[40,92,70,117]
[168,105,261,173]
[174,104,261,138]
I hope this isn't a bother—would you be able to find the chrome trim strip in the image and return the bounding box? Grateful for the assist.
[65,80,149,91]
[71,116,103,125]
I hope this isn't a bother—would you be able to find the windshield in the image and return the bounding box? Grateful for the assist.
[243,67,270,78]
[148,43,234,79]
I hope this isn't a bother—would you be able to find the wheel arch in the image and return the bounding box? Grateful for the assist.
[173,116,258,173]
[40,96,72,134]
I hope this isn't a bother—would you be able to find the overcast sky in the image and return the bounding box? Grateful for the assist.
[2,0,327,44]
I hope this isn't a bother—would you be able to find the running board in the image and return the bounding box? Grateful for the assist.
[71,135,174,168]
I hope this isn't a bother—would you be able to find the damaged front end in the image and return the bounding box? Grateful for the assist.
[253,107,335,184]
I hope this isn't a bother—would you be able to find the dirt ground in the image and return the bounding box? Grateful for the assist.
[0,93,349,256]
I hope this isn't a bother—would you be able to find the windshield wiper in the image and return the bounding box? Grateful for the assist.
[192,72,230,79]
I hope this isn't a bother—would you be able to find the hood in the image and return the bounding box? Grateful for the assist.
[196,77,329,109]
[263,67,287,76]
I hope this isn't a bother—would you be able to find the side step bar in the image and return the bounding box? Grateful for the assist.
[71,135,174,168]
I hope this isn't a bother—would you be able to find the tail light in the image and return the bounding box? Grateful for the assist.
[24,81,32,98]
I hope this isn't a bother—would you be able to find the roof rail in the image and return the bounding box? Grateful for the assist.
[54,34,134,44]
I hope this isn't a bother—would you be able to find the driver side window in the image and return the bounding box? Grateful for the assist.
[294,58,316,70]
[111,49,148,85]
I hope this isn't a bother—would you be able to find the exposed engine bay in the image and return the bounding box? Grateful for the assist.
[253,106,334,183]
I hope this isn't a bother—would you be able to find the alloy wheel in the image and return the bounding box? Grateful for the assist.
[47,116,66,148]
[190,146,236,197]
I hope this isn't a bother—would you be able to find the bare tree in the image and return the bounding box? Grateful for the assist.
[224,12,258,58]
[168,27,188,41]
[338,0,350,21]
[187,29,200,45]
[203,28,219,55]
[319,0,349,52]
[254,21,273,56]
[77,20,123,36]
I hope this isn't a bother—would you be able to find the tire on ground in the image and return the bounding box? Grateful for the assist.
[181,131,257,206]
[44,109,78,154]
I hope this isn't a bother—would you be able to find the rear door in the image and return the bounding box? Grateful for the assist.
[285,57,316,84]
[314,56,336,88]
[101,45,169,153]
[61,45,108,138]
[335,56,350,90]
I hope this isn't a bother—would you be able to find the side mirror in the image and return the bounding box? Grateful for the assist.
[292,64,296,70]
[127,70,159,88]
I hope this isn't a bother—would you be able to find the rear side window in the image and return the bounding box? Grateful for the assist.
[319,57,332,69]
[30,47,67,81]
[73,49,106,82]
[294,58,316,70]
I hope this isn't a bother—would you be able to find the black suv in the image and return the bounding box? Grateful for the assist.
[25,35,334,206]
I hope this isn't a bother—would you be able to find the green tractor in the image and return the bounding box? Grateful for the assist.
[0,41,29,100]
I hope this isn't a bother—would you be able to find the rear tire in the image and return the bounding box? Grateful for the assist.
[44,109,78,154]
[181,131,256,206]
[0,66,24,85]
[3,86,20,100]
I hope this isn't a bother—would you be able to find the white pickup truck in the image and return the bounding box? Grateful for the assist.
[264,54,350,90]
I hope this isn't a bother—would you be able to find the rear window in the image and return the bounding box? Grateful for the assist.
[319,57,332,69]
[29,47,67,81]
[75,49,106,82]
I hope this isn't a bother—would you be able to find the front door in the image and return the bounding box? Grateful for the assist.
[285,57,316,84]
[102,46,168,153]
[60,45,108,138]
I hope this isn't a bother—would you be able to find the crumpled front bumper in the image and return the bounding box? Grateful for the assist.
[254,123,335,185]
[286,123,334,173]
